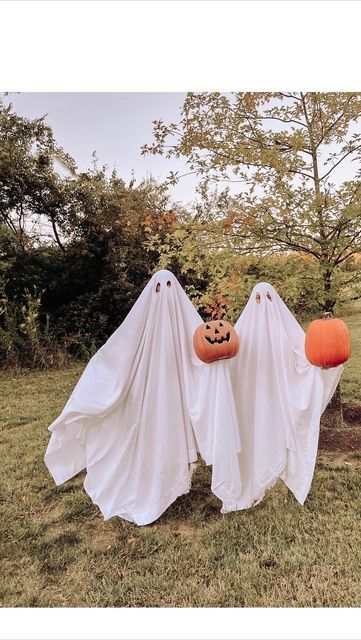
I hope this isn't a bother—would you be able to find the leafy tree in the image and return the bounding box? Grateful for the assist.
[0,96,75,251]
[144,92,361,428]
[51,171,172,347]
[143,92,361,313]
[0,97,179,363]
[144,203,323,323]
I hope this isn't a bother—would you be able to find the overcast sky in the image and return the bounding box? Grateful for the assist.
[5,92,357,210]
[5,92,199,207]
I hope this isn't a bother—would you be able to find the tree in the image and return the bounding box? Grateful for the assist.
[143,92,361,427]
[143,189,326,323]
[0,96,180,363]
[0,96,76,252]
[143,92,361,313]
[51,171,174,347]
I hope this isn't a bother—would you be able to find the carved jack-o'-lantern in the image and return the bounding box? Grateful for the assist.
[193,320,240,363]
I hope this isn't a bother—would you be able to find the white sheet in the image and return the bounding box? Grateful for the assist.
[209,282,343,513]
[45,276,343,524]
[44,270,211,525]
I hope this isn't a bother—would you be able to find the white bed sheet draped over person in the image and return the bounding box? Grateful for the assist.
[208,282,342,514]
[44,269,220,526]
[45,275,343,525]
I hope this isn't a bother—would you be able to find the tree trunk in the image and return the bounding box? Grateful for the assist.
[323,267,336,313]
[50,215,66,252]
[322,383,343,429]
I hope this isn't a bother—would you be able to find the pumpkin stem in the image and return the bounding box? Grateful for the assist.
[323,311,334,320]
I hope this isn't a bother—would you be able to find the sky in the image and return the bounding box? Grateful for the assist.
[4,92,199,207]
[4,92,357,211]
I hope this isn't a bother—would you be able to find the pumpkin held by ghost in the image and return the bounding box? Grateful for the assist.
[193,320,240,363]
[305,314,351,368]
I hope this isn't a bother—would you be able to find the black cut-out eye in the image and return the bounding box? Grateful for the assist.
[267,291,272,301]
[156,283,161,293]
[167,280,171,287]
[219,322,224,326]
[206,324,211,329]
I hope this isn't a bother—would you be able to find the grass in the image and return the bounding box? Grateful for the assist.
[338,311,361,405]
[0,313,360,608]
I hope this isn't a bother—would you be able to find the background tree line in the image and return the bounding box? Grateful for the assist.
[1,93,361,369]
[0,96,211,367]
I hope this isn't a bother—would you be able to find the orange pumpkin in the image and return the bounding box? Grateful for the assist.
[193,320,239,363]
[305,314,351,368]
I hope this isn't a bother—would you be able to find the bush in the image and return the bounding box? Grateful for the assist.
[0,285,76,369]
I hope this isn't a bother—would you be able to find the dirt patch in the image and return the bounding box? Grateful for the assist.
[318,427,361,452]
[318,403,361,452]
[319,426,361,452]
[342,404,361,424]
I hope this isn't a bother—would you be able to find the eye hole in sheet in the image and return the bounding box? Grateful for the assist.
[256,293,261,304]
[156,283,161,293]
[167,280,171,288]
[267,291,272,301]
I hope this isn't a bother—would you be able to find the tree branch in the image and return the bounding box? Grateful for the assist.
[320,145,361,181]
[50,215,65,252]
[334,230,361,265]
[316,94,355,147]
[258,115,307,128]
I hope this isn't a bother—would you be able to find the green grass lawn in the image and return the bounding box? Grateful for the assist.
[337,311,361,404]
[0,313,360,607]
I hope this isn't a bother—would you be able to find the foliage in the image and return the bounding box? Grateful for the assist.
[143,92,361,313]
[144,206,334,323]
[0,97,180,365]
[2,93,361,368]
[0,283,74,368]
[0,95,75,251]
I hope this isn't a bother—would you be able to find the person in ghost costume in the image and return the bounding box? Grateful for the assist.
[209,282,343,514]
[45,270,214,526]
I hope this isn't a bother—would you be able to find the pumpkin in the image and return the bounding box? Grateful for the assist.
[193,320,240,363]
[305,314,351,368]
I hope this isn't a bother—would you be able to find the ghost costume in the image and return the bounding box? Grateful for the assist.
[210,282,342,513]
[45,270,215,526]
[45,274,341,524]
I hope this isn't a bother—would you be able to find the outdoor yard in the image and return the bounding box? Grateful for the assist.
[0,312,360,608]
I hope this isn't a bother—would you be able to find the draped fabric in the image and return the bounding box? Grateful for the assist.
[45,276,343,525]
[45,270,212,525]
[209,282,342,513]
